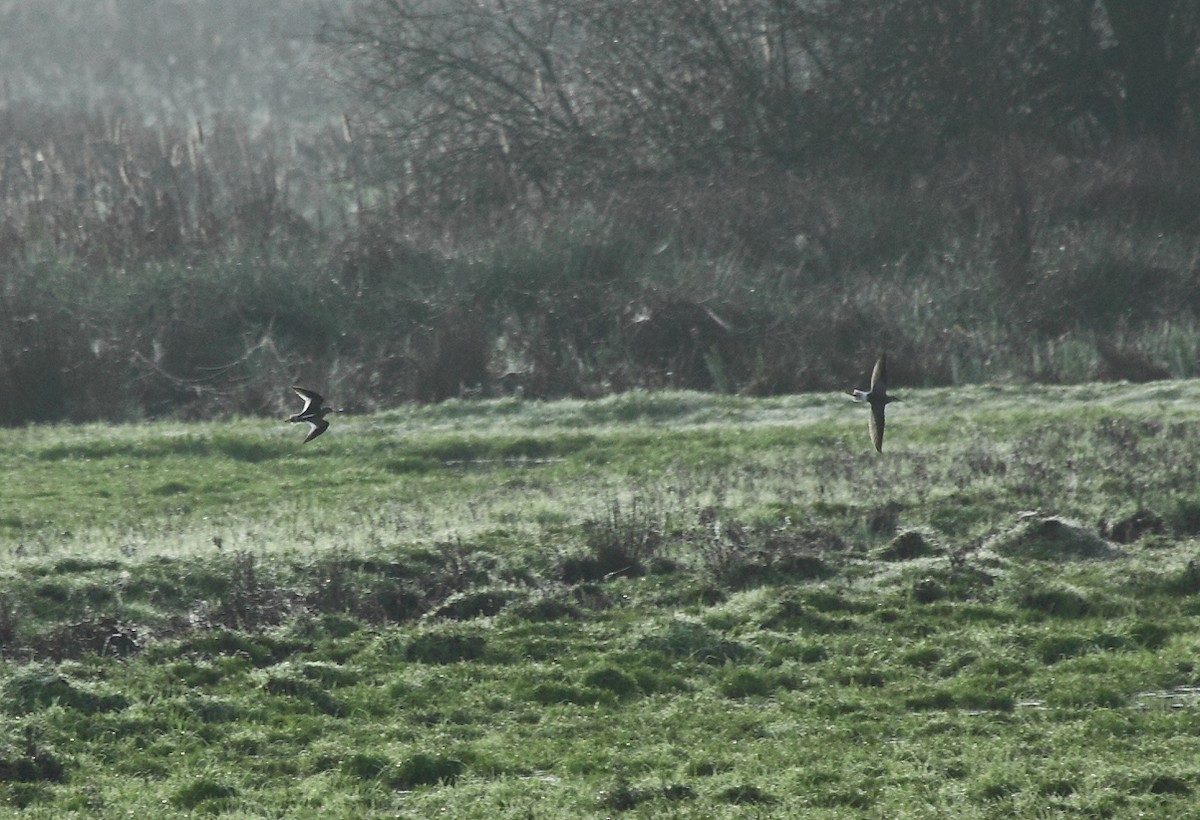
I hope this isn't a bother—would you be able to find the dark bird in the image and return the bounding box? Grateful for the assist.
[848,354,901,453]
[286,386,332,443]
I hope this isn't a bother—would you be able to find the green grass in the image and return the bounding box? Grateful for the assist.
[3,383,1200,816]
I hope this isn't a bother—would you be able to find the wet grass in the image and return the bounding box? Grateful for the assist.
[2,383,1200,816]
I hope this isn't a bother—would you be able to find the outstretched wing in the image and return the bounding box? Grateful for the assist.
[869,354,887,394]
[292,386,323,414]
[869,402,886,453]
[303,418,330,443]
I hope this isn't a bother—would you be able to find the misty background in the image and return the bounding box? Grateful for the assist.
[1,0,1198,424]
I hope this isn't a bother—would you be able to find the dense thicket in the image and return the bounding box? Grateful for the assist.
[321,0,1200,198]
[1,0,1199,423]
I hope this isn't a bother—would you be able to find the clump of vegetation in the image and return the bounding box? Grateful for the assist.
[170,778,238,811]
[558,500,667,582]
[1099,509,1168,543]
[879,529,940,561]
[699,523,840,589]
[392,753,466,790]
[404,627,489,665]
[0,730,66,785]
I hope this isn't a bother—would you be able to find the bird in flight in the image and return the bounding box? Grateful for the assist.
[286,386,332,443]
[848,354,900,453]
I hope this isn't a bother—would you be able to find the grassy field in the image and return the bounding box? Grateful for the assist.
[3,383,1200,817]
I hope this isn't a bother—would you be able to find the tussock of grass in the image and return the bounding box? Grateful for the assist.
[987,513,1116,560]
[879,528,940,561]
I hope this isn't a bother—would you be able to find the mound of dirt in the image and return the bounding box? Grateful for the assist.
[987,512,1116,560]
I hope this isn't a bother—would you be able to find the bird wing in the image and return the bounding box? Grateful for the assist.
[303,418,330,443]
[869,354,887,394]
[292,386,323,414]
[869,402,886,453]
